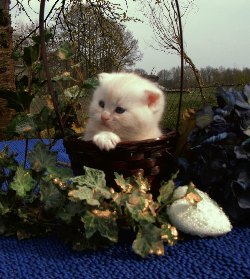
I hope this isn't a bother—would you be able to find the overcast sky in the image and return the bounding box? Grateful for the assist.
[125,0,250,73]
[11,0,250,74]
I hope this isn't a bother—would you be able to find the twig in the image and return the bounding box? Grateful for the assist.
[14,0,62,50]
[39,0,65,137]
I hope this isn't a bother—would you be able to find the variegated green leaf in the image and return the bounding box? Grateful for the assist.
[68,186,100,206]
[39,180,66,210]
[71,167,106,189]
[56,201,84,223]
[132,223,164,257]
[10,167,34,197]
[28,142,57,173]
[81,210,118,242]
[114,172,132,193]
[157,175,176,204]
[70,167,111,202]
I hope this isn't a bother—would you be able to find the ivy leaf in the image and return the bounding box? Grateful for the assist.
[115,173,151,194]
[82,78,99,89]
[56,201,85,223]
[125,190,155,223]
[39,180,66,210]
[53,72,75,82]
[185,183,203,206]
[33,106,56,131]
[0,200,11,215]
[69,167,111,203]
[71,167,106,189]
[5,113,37,138]
[10,167,35,197]
[132,223,164,257]
[137,211,156,223]
[15,115,37,136]
[0,89,34,112]
[28,142,57,173]
[161,224,179,246]
[28,142,72,190]
[81,210,118,242]
[157,174,177,204]
[0,146,18,172]
[114,172,133,193]
[68,186,100,206]
[64,85,81,99]
[47,166,73,182]
[133,174,151,193]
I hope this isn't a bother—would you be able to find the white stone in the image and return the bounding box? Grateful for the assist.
[167,186,232,237]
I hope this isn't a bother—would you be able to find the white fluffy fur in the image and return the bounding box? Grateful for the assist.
[83,72,165,151]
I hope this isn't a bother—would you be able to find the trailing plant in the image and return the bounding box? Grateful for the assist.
[0,141,205,257]
[1,31,98,142]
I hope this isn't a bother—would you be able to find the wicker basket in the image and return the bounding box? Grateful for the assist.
[63,129,177,197]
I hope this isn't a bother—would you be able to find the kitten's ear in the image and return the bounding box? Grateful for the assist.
[145,90,161,111]
[98,73,111,83]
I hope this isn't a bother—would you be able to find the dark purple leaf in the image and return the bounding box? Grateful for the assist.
[216,87,235,109]
[231,166,250,209]
[243,84,250,104]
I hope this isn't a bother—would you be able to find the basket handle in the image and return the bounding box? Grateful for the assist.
[174,0,184,133]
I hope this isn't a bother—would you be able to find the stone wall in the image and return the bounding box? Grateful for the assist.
[0,0,15,91]
[0,0,16,138]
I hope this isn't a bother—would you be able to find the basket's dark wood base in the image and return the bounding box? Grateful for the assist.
[64,130,177,197]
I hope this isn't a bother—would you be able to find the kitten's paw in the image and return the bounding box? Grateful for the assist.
[93,132,121,151]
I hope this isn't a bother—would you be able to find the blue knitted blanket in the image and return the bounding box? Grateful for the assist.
[0,227,249,279]
[0,140,249,279]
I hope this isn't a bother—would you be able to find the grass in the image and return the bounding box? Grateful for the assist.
[162,88,217,129]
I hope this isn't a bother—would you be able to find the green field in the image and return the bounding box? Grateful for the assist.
[162,88,217,129]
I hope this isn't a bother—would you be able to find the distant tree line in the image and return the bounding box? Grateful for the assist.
[156,66,250,89]
[51,2,142,78]
[12,1,142,79]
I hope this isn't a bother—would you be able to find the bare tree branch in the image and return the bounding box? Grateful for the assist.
[39,0,65,136]
[140,0,205,103]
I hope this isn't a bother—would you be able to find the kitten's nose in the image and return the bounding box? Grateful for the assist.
[101,111,110,122]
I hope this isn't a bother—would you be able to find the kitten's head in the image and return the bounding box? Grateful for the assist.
[88,72,165,140]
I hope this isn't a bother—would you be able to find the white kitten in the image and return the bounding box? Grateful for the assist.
[83,72,165,151]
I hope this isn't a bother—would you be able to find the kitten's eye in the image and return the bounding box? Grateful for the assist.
[99,100,105,108]
[115,106,126,114]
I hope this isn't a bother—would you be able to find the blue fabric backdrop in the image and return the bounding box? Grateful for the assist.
[0,140,249,279]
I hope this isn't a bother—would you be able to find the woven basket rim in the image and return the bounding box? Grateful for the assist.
[66,129,176,143]
[64,129,177,153]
